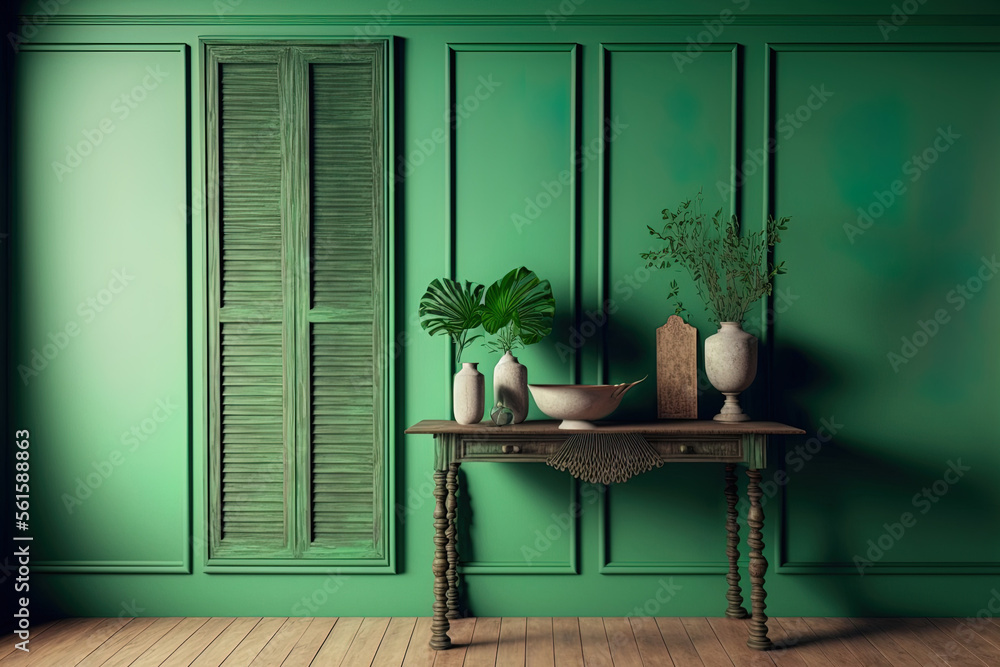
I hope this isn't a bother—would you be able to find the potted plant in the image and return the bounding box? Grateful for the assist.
[419,277,486,424]
[641,192,790,421]
[481,267,556,424]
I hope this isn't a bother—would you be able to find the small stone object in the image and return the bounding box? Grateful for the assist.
[490,401,514,426]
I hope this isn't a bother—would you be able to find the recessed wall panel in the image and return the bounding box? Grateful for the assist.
[770,46,1000,569]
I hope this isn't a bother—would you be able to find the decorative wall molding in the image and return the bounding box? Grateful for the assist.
[20,14,1000,27]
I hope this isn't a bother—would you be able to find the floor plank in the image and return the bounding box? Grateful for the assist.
[797,617,864,666]
[1,618,128,667]
[808,617,889,666]
[132,617,210,665]
[97,617,184,667]
[75,618,157,667]
[845,619,924,667]
[311,616,363,666]
[463,617,501,667]
[3,616,995,666]
[161,617,236,667]
[496,617,526,667]
[338,617,391,667]
[602,618,642,667]
[0,619,56,660]
[704,618,774,667]
[280,617,336,667]
[762,619,808,667]
[769,619,834,667]
[859,618,948,667]
[654,617,704,666]
[400,617,436,667]
[372,617,418,667]
[897,617,989,667]
[431,617,474,667]
[929,617,1000,665]
[247,617,313,666]
[627,617,674,667]
[578,617,613,667]
[525,617,554,667]
[190,617,262,667]
[218,617,285,666]
[680,617,734,666]
[961,615,1000,652]
[551,618,584,666]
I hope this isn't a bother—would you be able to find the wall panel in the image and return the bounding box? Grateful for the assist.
[600,44,739,572]
[767,45,1000,573]
[448,43,580,573]
[13,45,190,572]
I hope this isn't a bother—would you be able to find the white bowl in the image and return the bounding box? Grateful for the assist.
[528,379,644,429]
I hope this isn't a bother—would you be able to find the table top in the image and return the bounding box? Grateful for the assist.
[405,419,806,436]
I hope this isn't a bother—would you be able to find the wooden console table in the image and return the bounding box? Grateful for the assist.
[404,419,805,651]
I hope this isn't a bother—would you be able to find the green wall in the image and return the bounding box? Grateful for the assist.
[6,0,1000,621]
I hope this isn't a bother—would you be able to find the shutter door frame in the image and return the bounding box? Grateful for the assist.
[205,39,394,572]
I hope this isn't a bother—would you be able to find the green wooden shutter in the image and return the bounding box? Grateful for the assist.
[303,53,385,558]
[207,42,389,568]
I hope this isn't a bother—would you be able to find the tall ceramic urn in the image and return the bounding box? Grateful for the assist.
[704,322,757,422]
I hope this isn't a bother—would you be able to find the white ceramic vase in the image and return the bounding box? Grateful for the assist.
[493,351,528,424]
[453,362,484,425]
[704,321,757,422]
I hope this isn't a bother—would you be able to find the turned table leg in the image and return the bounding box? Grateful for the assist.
[430,469,452,650]
[445,462,460,620]
[724,464,748,619]
[746,468,772,650]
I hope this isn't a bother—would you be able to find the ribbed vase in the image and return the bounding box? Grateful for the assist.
[493,351,528,424]
[453,362,484,425]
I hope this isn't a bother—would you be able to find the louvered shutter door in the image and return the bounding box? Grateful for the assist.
[304,51,385,558]
[209,53,292,559]
[207,43,388,565]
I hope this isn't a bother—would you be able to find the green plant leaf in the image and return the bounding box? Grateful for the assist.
[418,278,484,337]
[481,267,555,348]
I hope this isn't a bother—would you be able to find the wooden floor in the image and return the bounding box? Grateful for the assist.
[2,616,998,666]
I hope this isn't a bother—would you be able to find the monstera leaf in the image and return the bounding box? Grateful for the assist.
[418,278,484,367]
[481,267,555,349]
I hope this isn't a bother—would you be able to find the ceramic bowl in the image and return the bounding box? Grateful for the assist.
[527,378,644,430]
